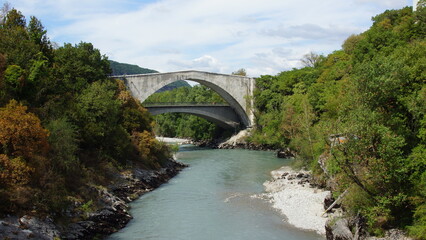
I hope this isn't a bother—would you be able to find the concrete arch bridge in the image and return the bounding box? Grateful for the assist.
[114,71,255,129]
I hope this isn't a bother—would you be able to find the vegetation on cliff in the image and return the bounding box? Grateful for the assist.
[0,7,173,218]
[250,3,426,238]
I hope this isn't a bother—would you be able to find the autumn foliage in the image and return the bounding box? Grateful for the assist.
[0,154,32,188]
[132,130,171,169]
[0,100,50,212]
[0,100,49,159]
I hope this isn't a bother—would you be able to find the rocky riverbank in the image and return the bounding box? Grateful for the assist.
[217,129,270,150]
[214,130,413,239]
[217,129,292,153]
[260,166,332,236]
[260,166,414,240]
[0,159,186,240]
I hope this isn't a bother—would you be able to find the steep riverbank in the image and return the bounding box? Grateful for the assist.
[0,159,186,240]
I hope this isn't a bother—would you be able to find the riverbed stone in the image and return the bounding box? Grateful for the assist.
[276,148,295,158]
[324,192,338,210]
[326,218,354,240]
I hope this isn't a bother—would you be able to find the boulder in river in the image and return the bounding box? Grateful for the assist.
[276,148,295,158]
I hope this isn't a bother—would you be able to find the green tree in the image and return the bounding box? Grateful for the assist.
[53,42,111,95]
[27,16,52,60]
[2,8,25,29]
[73,80,120,148]
[46,118,79,173]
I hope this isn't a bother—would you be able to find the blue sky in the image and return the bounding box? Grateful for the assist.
[4,0,415,76]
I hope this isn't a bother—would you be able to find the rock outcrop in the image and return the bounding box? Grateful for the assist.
[276,148,296,158]
[218,129,277,151]
[0,216,61,240]
[326,218,355,240]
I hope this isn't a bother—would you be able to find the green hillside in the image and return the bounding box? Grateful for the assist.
[109,60,190,92]
[156,80,191,92]
[109,60,158,75]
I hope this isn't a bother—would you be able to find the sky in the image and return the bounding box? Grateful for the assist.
[4,0,415,77]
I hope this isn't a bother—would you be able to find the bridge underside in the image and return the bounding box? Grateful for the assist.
[145,105,241,129]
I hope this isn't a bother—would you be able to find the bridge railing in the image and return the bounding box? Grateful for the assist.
[143,102,230,107]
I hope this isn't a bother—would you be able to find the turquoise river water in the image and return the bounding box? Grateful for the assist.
[108,145,323,240]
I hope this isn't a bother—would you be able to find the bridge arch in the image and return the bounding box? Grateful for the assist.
[114,71,255,128]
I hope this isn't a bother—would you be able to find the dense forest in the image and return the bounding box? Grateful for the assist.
[0,7,173,218]
[249,4,426,238]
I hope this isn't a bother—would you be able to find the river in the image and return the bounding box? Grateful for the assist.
[108,145,323,240]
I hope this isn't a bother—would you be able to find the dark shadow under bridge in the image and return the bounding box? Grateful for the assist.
[143,102,240,129]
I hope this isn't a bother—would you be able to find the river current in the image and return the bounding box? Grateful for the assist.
[108,145,323,240]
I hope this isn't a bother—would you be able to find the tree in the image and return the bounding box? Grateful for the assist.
[46,118,79,173]
[0,154,33,213]
[3,65,23,91]
[301,52,323,67]
[414,0,426,38]
[2,8,25,29]
[0,2,12,24]
[28,16,52,59]
[232,68,247,76]
[132,130,171,169]
[0,9,38,70]
[0,100,49,159]
[53,42,111,94]
[0,100,50,212]
[116,79,153,133]
[73,80,121,148]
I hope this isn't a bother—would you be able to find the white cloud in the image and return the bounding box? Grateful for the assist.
[354,0,412,8]
[168,55,226,73]
[6,0,411,76]
[263,24,361,42]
